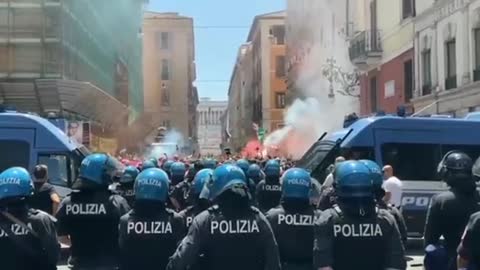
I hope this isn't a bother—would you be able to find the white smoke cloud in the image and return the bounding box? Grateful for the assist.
[146,129,185,159]
[264,0,359,159]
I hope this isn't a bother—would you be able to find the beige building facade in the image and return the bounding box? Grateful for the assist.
[143,12,198,146]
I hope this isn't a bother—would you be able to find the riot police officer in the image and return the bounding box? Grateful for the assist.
[266,168,321,270]
[247,164,264,185]
[313,160,406,270]
[236,159,257,201]
[115,166,139,207]
[179,168,213,228]
[359,159,408,246]
[167,164,281,270]
[202,158,217,170]
[424,151,480,270]
[457,155,480,269]
[169,162,188,211]
[162,160,175,178]
[256,159,282,213]
[118,168,186,270]
[141,160,157,171]
[56,153,130,270]
[0,167,60,270]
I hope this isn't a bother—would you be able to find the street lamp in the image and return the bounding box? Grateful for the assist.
[321,57,360,99]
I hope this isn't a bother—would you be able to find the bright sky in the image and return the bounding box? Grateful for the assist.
[149,0,285,101]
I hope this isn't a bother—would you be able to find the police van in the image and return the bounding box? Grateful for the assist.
[0,110,122,197]
[298,114,480,238]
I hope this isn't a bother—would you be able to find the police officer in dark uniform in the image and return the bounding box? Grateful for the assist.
[56,153,130,270]
[456,155,480,270]
[162,160,175,178]
[179,168,213,229]
[0,167,60,270]
[237,159,258,200]
[115,166,139,207]
[247,163,265,185]
[266,168,321,270]
[167,164,282,270]
[141,160,157,171]
[202,158,217,170]
[118,168,186,270]
[359,159,408,246]
[457,212,480,270]
[424,151,480,270]
[313,160,406,270]
[256,159,282,213]
[169,162,187,211]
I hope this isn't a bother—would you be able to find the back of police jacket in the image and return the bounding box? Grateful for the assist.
[256,178,282,212]
[118,203,186,270]
[167,204,282,270]
[56,189,130,268]
[313,207,406,270]
[266,202,322,269]
[0,205,60,270]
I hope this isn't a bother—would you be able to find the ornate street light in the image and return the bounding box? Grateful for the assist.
[321,57,360,99]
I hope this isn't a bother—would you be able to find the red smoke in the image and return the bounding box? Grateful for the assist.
[241,139,263,159]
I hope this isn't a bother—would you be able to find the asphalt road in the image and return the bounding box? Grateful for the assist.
[57,249,425,270]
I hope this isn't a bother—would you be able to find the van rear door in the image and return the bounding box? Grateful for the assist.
[0,128,35,172]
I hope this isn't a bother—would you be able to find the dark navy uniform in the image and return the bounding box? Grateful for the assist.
[267,205,321,270]
[119,206,185,270]
[457,211,480,269]
[168,205,281,270]
[115,183,135,207]
[0,207,60,270]
[314,206,406,270]
[424,189,480,263]
[56,190,130,269]
[171,180,192,211]
[179,202,208,229]
[0,167,60,270]
[256,179,282,213]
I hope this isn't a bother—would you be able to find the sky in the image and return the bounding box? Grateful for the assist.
[149,0,285,101]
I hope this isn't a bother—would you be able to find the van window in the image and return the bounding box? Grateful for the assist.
[381,143,442,181]
[0,140,30,172]
[38,154,69,187]
[341,147,375,160]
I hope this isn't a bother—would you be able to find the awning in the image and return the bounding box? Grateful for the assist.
[0,79,129,128]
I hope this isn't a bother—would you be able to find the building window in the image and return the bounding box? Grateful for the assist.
[275,55,286,77]
[275,92,286,109]
[161,87,170,106]
[402,0,416,19]
[370,76,378,113]
[157,32,171,50]
[445,40,457,90]
[270,25,285,45]
[422,49,432,95]
[404,59,414,102]
[161,59,170,80]
[474,29,480,81]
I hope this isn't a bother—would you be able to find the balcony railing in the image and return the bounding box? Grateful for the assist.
[349,30,383,65]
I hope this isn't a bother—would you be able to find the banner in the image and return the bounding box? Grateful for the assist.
[65,120,91,146]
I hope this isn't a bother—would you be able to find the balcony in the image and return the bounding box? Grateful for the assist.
[349,30,383,69]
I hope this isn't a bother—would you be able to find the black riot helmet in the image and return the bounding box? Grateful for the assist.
[437,151,473,186]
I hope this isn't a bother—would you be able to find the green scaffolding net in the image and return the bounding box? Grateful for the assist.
[62,0,145,120]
